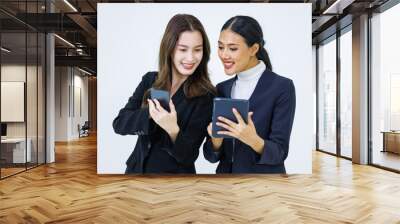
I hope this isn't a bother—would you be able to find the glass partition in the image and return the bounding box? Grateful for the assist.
[0,1,46,179]
[1,30,28,177]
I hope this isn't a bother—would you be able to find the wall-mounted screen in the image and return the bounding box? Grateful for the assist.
[1,82,25,122]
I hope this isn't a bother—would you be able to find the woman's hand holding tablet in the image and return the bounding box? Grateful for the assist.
[216,109,264,154]
[211,98,265,154]
[211,98,249,138]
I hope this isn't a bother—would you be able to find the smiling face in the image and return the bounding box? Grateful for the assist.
[218,29,259,76]
[171,31,203,78]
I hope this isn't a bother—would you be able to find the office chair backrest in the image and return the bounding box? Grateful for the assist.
[1,123,7,137]
[82,121,90,129]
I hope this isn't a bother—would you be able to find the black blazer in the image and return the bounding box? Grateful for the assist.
[203,69,296,174]
[113,72,213,174]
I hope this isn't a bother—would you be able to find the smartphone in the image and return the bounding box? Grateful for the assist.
[150,88,170,111]
[212,97,249,138]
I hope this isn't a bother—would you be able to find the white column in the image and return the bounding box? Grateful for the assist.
[46,1,55,163]
[352,14,369,164]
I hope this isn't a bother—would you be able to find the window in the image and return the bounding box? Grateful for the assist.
[371,3,400,171]
[340,29,352,158]
[318,37,337,154]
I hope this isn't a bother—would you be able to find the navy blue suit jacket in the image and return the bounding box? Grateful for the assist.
[113,72,213,174]
[203,69,296,174]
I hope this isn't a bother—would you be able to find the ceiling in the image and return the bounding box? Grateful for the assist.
[0,0,392,75]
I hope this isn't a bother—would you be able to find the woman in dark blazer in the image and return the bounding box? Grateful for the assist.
[203,16,296,174]
[113,14,215,174]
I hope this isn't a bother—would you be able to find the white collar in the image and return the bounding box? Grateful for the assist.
[237,60,266,81]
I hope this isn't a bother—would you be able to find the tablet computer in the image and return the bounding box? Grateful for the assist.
[150,88,170,111]
[212,97,249,138]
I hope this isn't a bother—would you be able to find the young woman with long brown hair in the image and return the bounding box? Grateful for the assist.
[113,14,215,174]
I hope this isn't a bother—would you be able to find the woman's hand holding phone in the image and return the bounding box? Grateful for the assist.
[207,123,223,151]
[148,99,180,142]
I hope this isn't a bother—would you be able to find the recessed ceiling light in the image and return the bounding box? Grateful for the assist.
[78,67,92,76]
[323,0,354,15]
[1,47,11,53]
[63,0,78,12]
[54,34,75,48]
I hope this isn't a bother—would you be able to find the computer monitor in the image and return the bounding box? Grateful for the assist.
[1,123,7,137]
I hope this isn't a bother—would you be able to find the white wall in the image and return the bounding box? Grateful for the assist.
[55,67,68,141]
[55,67,89,141]
[1,65,28,142]
[98,3,313,174]
[1,65,38,137]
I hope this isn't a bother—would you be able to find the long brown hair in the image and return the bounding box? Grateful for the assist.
[143,14,215,105]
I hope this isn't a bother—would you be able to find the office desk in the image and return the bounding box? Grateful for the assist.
[381,131,400,154]
[1,138,32,163]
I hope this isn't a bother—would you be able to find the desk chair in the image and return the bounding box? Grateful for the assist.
[78,121,90,138]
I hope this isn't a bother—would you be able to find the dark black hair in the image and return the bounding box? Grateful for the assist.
[221,15,272,71]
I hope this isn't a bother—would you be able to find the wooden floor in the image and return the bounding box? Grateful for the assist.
[1,134,400,223]
[0,167,26,178]
[1,163,45,178]
[372,150,400,171]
